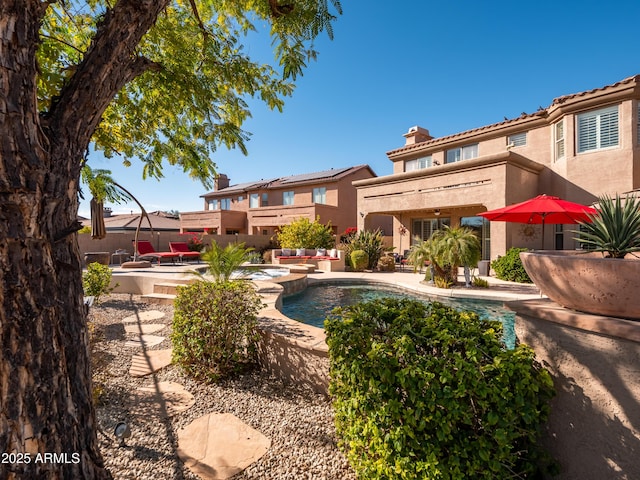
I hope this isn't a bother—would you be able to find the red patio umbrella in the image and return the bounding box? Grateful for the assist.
[478,194,597,249]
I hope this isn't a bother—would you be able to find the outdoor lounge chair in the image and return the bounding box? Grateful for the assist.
[133,240,180,265]
[169,242,201,262]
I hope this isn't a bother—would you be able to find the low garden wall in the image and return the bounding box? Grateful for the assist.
[510,299,640,480]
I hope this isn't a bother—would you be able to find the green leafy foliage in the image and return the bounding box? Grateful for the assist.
[38,1,342,188]
[575,195,640,258]
[82,262,117,302]
[343,229,386,270]
[201,241,255,282]
[491,247,532,283]
[171,280,263,382]
[326,299,556,479]
[350,249,369,271]
[276,217,335,249]
[409,226,481,287]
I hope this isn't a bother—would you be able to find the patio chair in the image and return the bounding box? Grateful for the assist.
[133,240,180,265]
[169,242,201,263]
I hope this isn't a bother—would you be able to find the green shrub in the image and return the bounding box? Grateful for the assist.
[276,216,335,249]
[491,247,533,283]
[82,262,117,303]
[472,276,490,288]
[350,249,369,271]
[171,280,263,382]
[326,298,555,480]
[201,241,255,282]
[343,229,386,270]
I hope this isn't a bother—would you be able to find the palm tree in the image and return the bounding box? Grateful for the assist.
[432,226,482,287]
[201,241,255,283]
[407,236,437,282]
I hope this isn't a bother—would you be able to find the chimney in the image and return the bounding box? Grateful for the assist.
[214,173,229,191]
[403,126,433,146]
[103,207,112,217]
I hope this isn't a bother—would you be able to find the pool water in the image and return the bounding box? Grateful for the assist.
[281,283,516,348]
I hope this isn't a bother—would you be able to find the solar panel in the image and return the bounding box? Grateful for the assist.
[279,167,351,184]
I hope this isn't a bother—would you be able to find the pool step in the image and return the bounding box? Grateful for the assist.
[141,293,176,306]
[153,282,187,296]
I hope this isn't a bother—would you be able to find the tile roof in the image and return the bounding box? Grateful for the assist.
[387,74,640,158]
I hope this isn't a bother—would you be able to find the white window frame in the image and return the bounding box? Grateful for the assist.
[507,132,527,147]
[313,187,327,204]
[554,120,565,161]
[208,199,219,210]
[283,191,294,205]
[404,155,432,172]
[249,193,259,208]
[220,198,231,210]
[577,105,619,153]
[446,143,478,163]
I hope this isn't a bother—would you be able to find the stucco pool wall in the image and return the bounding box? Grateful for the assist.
[509,299,640,480]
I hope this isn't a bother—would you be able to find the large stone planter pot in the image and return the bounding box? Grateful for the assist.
[520,251,640,320]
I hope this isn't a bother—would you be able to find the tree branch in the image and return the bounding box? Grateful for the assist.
[44,0,170,178]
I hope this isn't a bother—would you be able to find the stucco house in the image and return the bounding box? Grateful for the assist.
[354,75,640,261]
[180,165,391,237]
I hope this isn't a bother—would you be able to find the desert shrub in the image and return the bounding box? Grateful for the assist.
[343,229,386,270]
[377,255,396,272]
[434,275,453,289]
[171,280,263,382]
[82,262,117,303]
[350,250,369,271]
[326,298,555,480]
[491,247,532,283]
[277,217,335,249]
[472,276,490,288]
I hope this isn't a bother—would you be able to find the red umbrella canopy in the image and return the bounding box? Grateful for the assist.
[478,194,597,225]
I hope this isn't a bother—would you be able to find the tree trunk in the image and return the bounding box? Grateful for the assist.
[0,1,168,477]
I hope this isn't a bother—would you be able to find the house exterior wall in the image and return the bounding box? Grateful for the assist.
[181,165,380,238]
[355,75,640,261]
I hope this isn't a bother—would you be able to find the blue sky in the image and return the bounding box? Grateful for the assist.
[79,0,640,217]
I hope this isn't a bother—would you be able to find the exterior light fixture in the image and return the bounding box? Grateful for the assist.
[359,212,365,218]
[434,209,441,216]
[114,422,131,447]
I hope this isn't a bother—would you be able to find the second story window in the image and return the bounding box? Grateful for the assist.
[577,105,619,153]
[283,191,294,205]
[507,132,527,147]
[313,187,326,204]
[249,193,259,208]
[554,120,565,161]
[220,198,231,210]
[208,199,219,210]
[446,144,478,164]
[405,156,432,172]
[261,192,269,206]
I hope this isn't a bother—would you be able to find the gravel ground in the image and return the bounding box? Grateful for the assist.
[89,293,355,480]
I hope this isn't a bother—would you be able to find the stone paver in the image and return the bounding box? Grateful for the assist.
[124,323,166,334]
[177,413,271,480]
[124,334,165,348]
[132,381,195,416]
[129,348,173,377]
[122,310,166,324]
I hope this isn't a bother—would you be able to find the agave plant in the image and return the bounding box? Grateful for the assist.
[201,241,255,282]
[576,195,640,258]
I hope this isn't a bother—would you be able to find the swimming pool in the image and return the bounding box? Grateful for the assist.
[281,282,516,348]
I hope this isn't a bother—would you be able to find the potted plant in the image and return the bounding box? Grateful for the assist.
[520,194,640,319]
